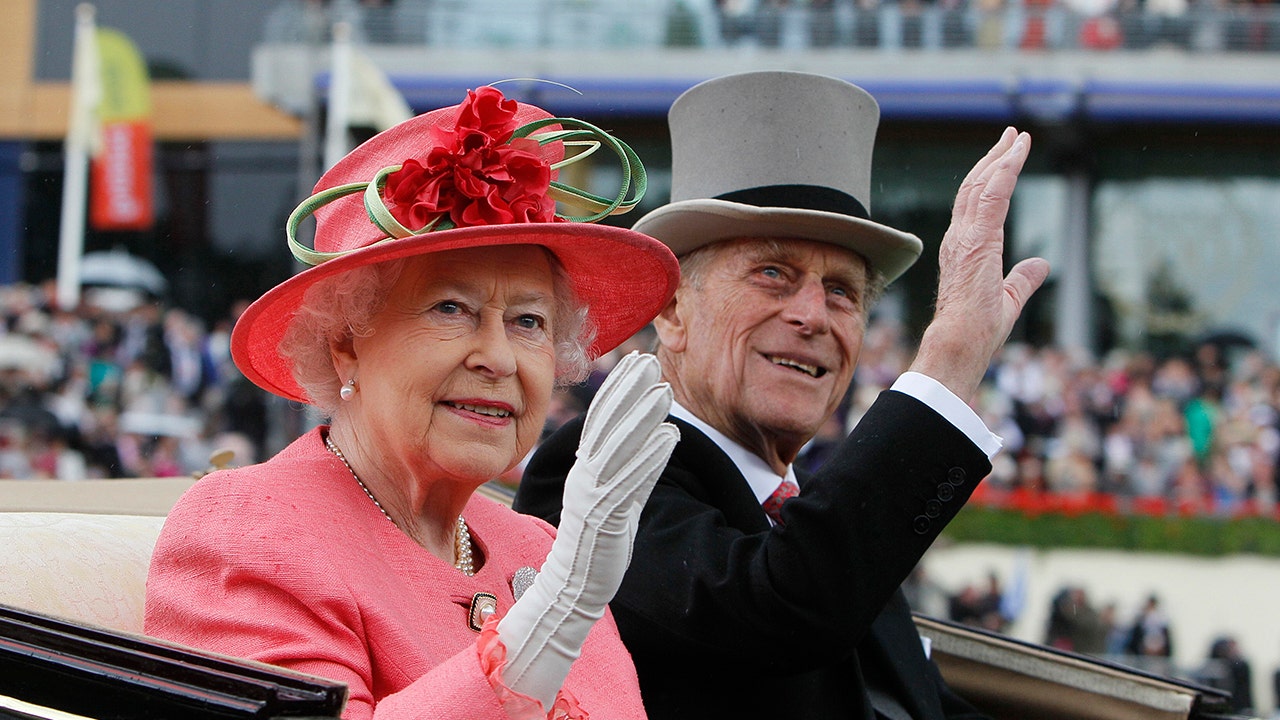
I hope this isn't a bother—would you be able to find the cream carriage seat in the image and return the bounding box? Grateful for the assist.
[0,477,195,634]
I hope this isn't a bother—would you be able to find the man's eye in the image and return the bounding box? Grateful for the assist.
[829,285,849,298]
[434,301,462,314]
[760,267,783,279]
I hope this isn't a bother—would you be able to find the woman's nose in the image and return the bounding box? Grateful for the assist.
[465,316,518,377]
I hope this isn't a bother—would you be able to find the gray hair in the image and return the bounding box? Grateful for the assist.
[279,250,596,416]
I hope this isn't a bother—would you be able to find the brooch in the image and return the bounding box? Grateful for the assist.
[512,566,538,601]
[468,592,497,632]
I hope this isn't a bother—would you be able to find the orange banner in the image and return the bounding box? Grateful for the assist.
[90,120,152,230]
[89,28,152,231]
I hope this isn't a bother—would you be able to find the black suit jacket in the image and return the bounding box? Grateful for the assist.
[516,390,993,720]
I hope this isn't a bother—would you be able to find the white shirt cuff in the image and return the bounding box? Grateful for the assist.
[890,372,1003,460]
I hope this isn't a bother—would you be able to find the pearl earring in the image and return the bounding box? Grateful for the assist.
[339,378,356,401]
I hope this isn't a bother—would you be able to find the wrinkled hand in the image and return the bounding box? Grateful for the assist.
[910,127,1051,402]
[497,351,678,711]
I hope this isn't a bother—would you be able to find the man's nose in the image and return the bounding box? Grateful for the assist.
[779,278,830,335]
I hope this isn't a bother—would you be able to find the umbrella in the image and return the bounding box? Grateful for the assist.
[1194,327,1256,349]
[79,249,168,296]
[119,411,201,438]
[0,335,57,374]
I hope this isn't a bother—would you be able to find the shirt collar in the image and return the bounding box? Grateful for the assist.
[669,400,797,506]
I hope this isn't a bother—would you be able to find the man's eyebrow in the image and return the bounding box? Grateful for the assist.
[741,245,864,285]
[826,266,864,288]
[739,244,800,266]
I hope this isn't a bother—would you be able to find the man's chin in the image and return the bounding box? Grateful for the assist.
[750,410,830,448]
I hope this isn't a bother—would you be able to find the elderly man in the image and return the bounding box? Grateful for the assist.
[515,71,1049,720]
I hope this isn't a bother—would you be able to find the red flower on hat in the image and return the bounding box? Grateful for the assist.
[382,86,557,231]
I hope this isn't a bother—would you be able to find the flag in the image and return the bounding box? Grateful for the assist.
[57,3,103,310]
[323,21,412,170]
[65,6,102,157]
[88,26,153,231]
[347,48,412,132]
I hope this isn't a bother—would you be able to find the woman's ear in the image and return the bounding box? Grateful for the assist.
[330,333,357,385]
[652,294,687,354]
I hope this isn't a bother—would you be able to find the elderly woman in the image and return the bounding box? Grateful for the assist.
[144,87,680,720]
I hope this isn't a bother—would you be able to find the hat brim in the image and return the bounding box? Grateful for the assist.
[231,223,679,404]
[631,199,923,283]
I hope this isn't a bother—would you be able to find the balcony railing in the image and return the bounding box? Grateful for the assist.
[263,0,1280,54]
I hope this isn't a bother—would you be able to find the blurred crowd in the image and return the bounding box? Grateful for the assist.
[0,283,266,481]
[710,0,1280,53]
[834,319,1280,518]
[2,281,1278,527]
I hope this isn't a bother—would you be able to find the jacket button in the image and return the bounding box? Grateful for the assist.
[913,515,931,534]
[937,483,955,502]
[925,499,942,518]
[947,467,966,486]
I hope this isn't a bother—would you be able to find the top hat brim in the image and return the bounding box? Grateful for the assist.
[631,198,923,283]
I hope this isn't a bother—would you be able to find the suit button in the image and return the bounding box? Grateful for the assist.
[913,515,931,534]
[947,467,966,486]
[937,483,955,502]
[925,499,942,518]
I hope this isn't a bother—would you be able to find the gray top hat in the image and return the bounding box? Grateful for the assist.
[632,70,923,283]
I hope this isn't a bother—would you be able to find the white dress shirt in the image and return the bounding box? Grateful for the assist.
[669,372,1002,522]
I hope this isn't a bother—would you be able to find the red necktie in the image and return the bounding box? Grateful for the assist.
[762,479,799,526]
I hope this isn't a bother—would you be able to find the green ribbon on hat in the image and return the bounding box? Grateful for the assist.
[286,116,647,268]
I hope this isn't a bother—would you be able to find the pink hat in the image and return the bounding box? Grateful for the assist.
[231,86,679,404]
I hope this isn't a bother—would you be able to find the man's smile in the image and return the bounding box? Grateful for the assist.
[765,354,827,378]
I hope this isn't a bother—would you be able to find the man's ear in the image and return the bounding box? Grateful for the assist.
[653,294,687,354]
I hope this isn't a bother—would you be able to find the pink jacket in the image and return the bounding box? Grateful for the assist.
[145,428,644,720]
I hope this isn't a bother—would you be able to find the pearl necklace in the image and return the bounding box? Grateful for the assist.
[325,434,474,576]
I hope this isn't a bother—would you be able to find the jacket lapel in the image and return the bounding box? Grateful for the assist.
[667,418,773,533]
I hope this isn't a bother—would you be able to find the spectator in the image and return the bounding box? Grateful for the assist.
[1101,602,1128,656]
[1079,10,1125,48]
[853,0,885,45]
[1045,586,1109,655]
[1125,594,1174,673]
[754,0,788,47]
[809,0,841,45]
[950,572,1007,632]
[902,565,951,618]
[714,0,753,45]
[1202,635,1254,714]
[1185,381,1223,466]
[949,583,991,627]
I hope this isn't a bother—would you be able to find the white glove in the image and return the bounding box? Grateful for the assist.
[497,351,678,711]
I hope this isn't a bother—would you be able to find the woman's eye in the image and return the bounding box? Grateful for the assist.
[515,314,545,330]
